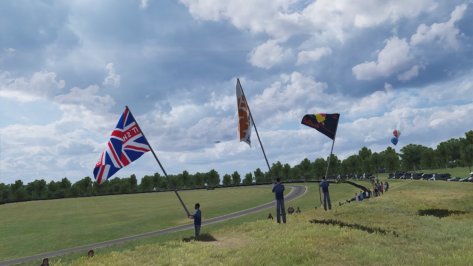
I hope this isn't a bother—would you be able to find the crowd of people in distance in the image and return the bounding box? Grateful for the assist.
[340,179,389,206]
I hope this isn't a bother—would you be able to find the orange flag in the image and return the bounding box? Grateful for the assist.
[236,79,253,146]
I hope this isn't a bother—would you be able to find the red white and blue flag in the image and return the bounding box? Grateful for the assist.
[93,106,151,185]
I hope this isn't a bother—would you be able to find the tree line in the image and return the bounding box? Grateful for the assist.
[1,130,471,204]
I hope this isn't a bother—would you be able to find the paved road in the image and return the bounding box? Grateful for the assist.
[1,185,307,266]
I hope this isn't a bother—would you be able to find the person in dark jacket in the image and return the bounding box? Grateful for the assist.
[320,177,331,211]
[272,178,286,223]
[189,203,202,239]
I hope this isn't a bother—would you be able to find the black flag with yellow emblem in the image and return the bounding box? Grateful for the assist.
[301,113,340,140]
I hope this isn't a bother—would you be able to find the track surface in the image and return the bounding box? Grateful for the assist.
[1,185,307,266]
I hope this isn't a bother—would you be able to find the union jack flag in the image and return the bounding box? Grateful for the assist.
[93,106,151,185]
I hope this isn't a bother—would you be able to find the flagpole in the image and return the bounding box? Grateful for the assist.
[320,137,336,205]
[237,79,272,174]
[127,106,191,217]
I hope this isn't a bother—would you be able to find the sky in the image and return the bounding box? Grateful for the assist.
[1,0,473,184]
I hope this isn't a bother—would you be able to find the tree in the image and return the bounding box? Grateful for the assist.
[129,174,138,192]
[358,147,373,173]
[11,180,27,202]
[254,168,265,183]
[193,172,205,187]
[400,144,424,171]
[222,174,232,186]
[140,175,155,192]
[282,163,291,180]
[207,169,220,187]
[420,147,437,170]
[0,183,11,203]
[380,147,399,173]
[298,158,312,178]
[243,172,253,185]
[461,144,473,172]
[461,131,473,172]
[231,171,241,185]
[270,161,283,180]
[327,154,341,176]
[26,179,48,200]
[313,158,326,178]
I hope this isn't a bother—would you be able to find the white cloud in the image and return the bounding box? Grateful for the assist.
[179,0,305,41]
[140,0,149,9]
[0,71,65,102]
[248,40,292,69]
[103,63,121,88]
[410,4,468,48]
[397,65,424,81]
[352,37,412,80]
[349,83,394,115]
[296,47,332,65]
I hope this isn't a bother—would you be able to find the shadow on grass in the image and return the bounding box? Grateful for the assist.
[417,209,467,218]
[182,233,217,242]
[310,219,399,237]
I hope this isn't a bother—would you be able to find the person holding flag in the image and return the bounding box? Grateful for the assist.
[319,177,331,211]
[301,113,340,206]
[272,177,286,224]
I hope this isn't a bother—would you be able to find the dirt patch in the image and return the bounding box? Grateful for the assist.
[310,219,399,237]
[209,235,250,249]
[417,209,467,218]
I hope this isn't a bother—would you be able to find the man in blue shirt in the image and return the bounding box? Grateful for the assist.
[320,177,331,211]
[272,177,286,223]
[189,203,202,239]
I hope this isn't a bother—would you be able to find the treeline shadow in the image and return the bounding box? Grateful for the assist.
[417,209,467,218]
[310,219,399,237]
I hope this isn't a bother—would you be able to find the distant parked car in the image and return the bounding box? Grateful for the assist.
[421,173,433,180]
[447,177,460,182]
[437,173,451,181]
[429,174,437,181]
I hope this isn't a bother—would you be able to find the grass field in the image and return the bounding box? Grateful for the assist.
[0,186,282,261]
[48,180,473,266]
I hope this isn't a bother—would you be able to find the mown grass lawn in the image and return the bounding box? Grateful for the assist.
[53,180,473,266]
[0,186,278,261]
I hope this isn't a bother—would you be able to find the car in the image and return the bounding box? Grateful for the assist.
[447,177,460,182]
[437,173,451,181]
[421,173,433,180]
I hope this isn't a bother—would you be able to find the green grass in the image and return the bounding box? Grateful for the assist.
[50,180,473,266]
[0,186,280,261]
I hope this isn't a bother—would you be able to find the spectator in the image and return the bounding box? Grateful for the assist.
[320,177,332,211]
[272,178,286,223]
[41,258,49,266]
[189,203,202,239]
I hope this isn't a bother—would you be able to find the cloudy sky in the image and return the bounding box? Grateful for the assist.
[1,0,473,184]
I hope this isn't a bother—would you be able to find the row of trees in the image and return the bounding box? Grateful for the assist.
[1,130,472,204]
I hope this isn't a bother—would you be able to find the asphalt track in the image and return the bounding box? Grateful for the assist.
[1,185,307,266]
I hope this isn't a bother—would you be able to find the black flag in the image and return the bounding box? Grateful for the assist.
[301,113,340,140]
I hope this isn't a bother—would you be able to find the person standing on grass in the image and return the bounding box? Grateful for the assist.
[189,203,202,239]
[272,177,286,224]
[320,177,332,211]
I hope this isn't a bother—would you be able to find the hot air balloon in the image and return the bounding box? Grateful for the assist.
[391,136,398,145]
[393,129,401,138]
